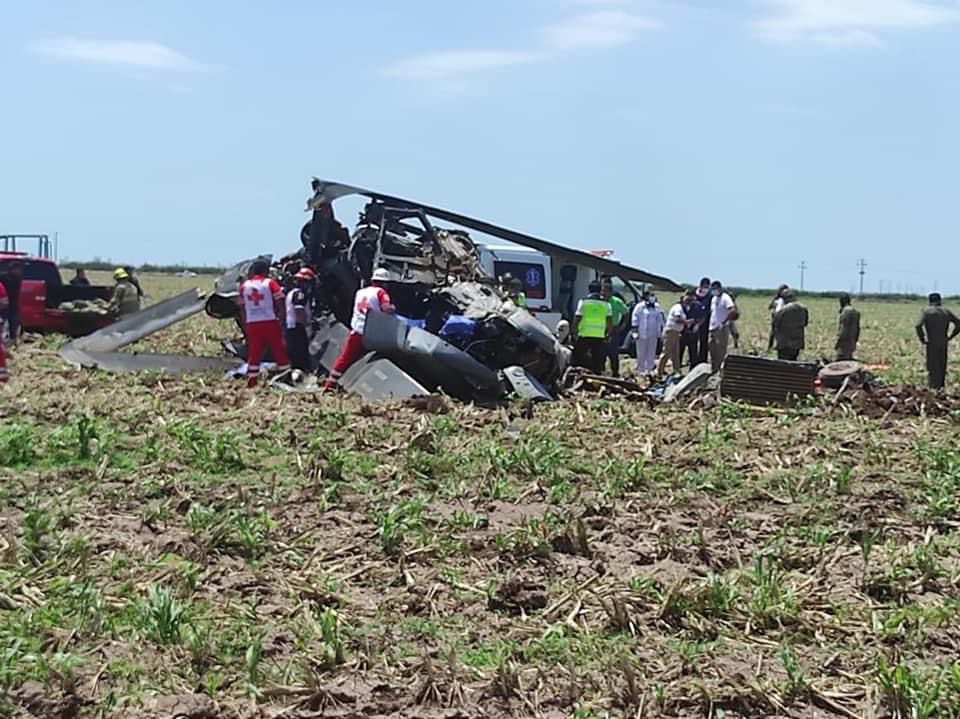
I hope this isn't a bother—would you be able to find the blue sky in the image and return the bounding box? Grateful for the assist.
[1,0,958,293]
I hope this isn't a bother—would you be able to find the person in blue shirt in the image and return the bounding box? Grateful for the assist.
[682,279,709,369]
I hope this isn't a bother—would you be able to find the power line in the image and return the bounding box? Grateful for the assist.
[857,258,867,298]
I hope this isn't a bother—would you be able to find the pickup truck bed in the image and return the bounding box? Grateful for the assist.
[1,254,115,336]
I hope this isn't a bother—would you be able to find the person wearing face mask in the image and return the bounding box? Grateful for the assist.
[685,277,711,366]
[656,290,694,379]
[632,289,665,376]
[708,280,738,372]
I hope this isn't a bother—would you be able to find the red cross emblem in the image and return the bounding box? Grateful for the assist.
[248,286,265,306]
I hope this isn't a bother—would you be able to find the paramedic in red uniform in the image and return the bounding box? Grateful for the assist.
[0,280,9,383]
[324,267,395,389]
[238,259,290,388]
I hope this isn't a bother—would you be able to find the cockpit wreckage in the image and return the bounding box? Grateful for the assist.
[61,179,681,404]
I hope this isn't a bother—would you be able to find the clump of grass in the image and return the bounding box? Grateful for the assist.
[136,585,187,645]
[0,423,38,466]
[377,499,426,555]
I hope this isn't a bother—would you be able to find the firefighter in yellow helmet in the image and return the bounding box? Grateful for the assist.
[109,268,141,317]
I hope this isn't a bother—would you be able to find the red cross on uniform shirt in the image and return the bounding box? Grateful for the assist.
[248,286,265,306]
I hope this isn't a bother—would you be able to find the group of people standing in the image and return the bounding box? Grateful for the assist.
[628,278,740,379]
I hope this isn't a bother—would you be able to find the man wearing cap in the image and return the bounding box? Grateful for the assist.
[916,293,960,390]
[708,280,738,372]
[572,280,613,374]
[772,289,808,361]
[238,259,290,388]
[108,267,141,317]
[835,293,861,361]
[324,268,395,390]
[285,268,315,373]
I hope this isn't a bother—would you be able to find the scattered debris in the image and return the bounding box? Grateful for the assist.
[819,360,865,389]
[720,354,819,405]
[843,385,959,418]
[204,179,676,403]
[58,290,241,376]
[663,362,714,403]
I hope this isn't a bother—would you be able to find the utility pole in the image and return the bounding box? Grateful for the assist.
[857,258,867,298]
[798,261,807,291]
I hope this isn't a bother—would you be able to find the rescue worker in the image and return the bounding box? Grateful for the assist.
[835,292,861,361]
[324,268,395,390]
[238,259,290,388]
[284,268,315,373]
[0,279,9,382]
[572,281,613,374]
[708,280,738,372]
[1,261,23,347]
[505,275,527,309]
[124,266,145,299]
[601,279,629,377]
[916,293,960,391]
[656,290,694,378]
[108,268,141,317]
[632,289,664,376]
[70,268,91,286]
[771,289,808,361]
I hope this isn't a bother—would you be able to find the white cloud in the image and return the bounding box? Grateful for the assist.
[384,6,660,87]
[756,0,960,45]
[383,49,538,81]
[35,38,210,71]
[542,10,661,50]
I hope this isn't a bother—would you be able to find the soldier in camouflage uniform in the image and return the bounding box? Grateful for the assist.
[916,293,960,390]
[835,292,861,361]
[772,290,808,361]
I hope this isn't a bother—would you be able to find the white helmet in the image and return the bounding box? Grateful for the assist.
[371,268,391,282]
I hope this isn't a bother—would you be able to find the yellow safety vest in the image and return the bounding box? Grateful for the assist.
[579,299,608,339]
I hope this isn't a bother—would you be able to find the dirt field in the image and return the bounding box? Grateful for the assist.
[2,275,959,718]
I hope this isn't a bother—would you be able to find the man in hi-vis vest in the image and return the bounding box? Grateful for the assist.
[572,281,613,374]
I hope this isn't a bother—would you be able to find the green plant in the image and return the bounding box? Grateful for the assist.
[377,499,425,555]
[748,555,796,627]
[137,585,186,645]
[316,608,344,669]
[876,658,948,719]
[778,643,808,697]
[0,423,37,466]
[74,412,98,461]
[244,634,264,695]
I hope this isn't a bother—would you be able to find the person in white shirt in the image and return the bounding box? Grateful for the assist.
[767,284,789,351]
[656,291,694,379]
[632,290,665,376]
[708,280,738,372]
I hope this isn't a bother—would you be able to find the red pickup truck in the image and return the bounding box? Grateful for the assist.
[0,253,115,336]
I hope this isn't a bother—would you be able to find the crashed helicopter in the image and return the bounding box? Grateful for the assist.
[203,180,680,403]
[59,179,679,403]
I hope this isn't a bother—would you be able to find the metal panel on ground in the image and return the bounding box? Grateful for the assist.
[309,313,350,374]
[663,363,714,403]
[66,289,206,353]
[720,354,818,405]
[59,350,241,376]
[503,366,553,401]
[339,355,430,402]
